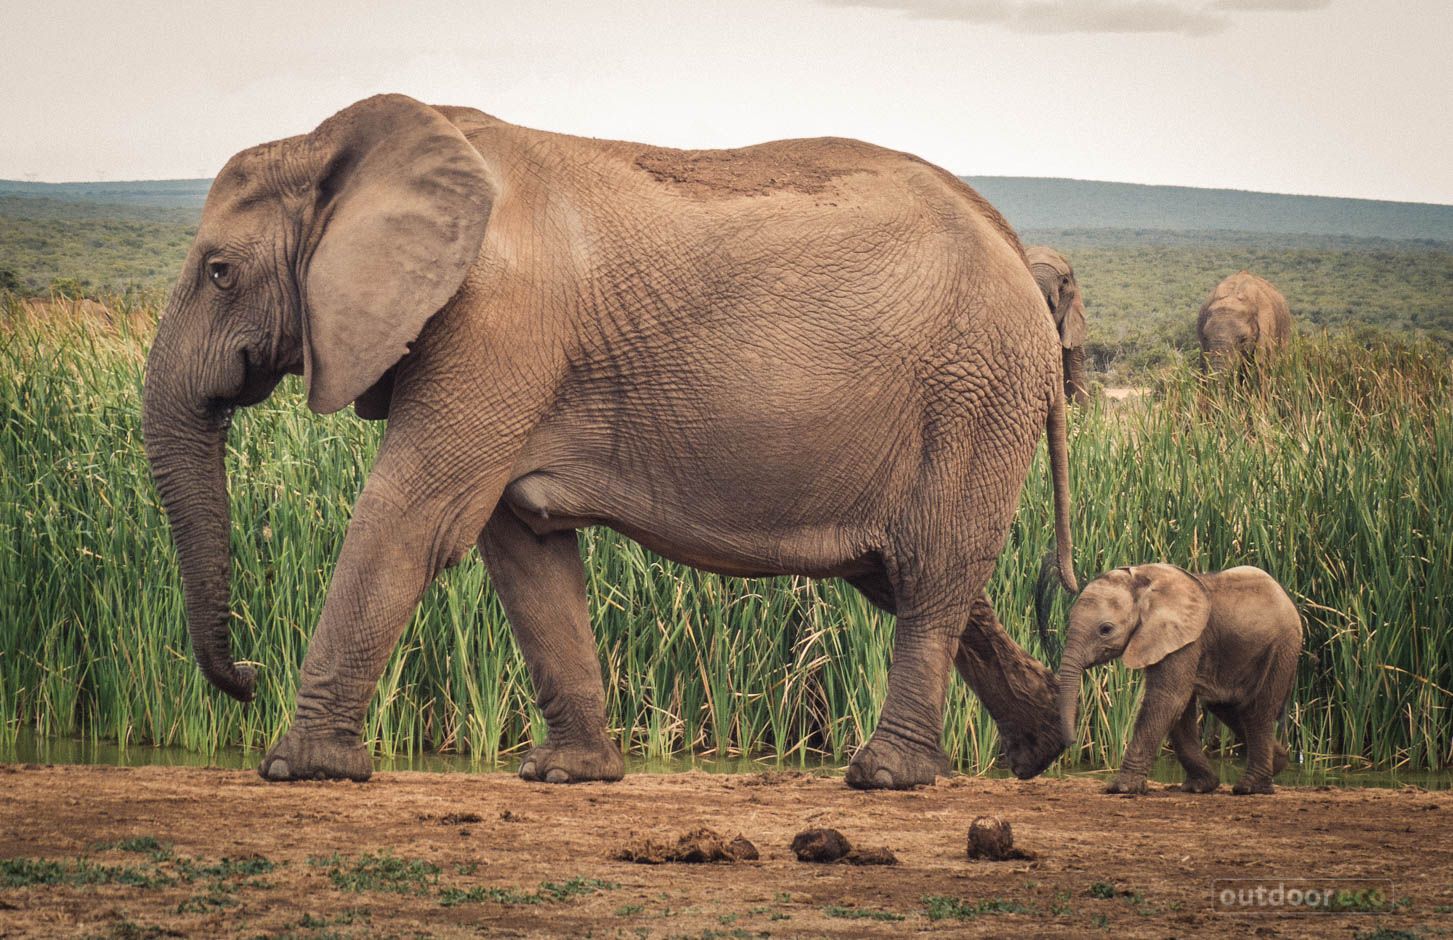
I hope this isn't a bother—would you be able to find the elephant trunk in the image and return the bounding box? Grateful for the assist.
[1055,651,1087,748]
[1063,345,1089,405]
[141,309,257,703]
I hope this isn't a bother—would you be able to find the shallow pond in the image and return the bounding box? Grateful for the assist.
[3,732,1447,789]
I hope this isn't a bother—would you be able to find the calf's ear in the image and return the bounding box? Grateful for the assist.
[1122,564,1210,668]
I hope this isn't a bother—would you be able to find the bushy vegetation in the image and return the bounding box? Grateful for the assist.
[2,297,1448,771]
[0,195,193,298]
[1024,228,1453,380]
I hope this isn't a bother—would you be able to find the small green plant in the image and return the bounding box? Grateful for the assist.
[823,904,906,921]
[438,876,618,907]
[312,852,441,895]
[615,904,645,916]
[1088,882,1117,899]
[923,896,1029,920]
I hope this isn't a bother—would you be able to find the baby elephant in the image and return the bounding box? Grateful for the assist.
[1055,564,1301,795]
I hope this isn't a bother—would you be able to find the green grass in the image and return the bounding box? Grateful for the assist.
[822,904,905,921]
[438,877,619,907]
[924,895,1032,920]
[0,845,274,894]
[0,297,1450,772]
[311,853,440,896]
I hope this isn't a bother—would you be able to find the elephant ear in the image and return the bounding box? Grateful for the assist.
[301,94,493,415]
[1060,289,1087,349]
[1122,565,1210,668]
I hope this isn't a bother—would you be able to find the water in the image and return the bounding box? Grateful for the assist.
[3,733,1447,788]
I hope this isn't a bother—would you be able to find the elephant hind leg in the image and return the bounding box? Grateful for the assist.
[1208,702,1282,794]
[478,505,622,784]
[1170,700,1219,793]
[953,594,1063,780]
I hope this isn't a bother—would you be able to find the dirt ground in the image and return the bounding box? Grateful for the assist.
[1,764,1449,938]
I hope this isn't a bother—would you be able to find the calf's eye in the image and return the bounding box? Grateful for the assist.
[1099,623,1114,636]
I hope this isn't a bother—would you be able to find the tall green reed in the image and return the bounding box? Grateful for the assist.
[2,296,1448,771]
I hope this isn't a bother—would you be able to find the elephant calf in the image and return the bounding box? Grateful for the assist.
[1056,564,1301,795]
[1198,271,1291,370]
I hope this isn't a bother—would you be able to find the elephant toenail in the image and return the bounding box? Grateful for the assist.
[519,762,536,779]
[268,760,290,779]
[873,769,894,788]
[545,768,570,784]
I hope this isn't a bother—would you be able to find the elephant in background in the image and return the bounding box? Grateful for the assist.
[141,94,1079,791]
[1026,246,1089,404]
[1052,564,1301,795]
[1198,271,1291,370]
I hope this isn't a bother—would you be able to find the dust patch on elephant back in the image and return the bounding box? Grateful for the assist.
[632,145,872,198]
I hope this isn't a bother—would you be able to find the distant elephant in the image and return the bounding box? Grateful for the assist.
[141,94,1079,791]
[1026,246,1089,404]
[1198,271,1291,369]
[1053,564,1301,795]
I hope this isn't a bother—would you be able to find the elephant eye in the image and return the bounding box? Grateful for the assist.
[1098,622,1114,636]
[207,260,236,289]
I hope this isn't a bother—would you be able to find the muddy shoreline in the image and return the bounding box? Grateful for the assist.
[2,764,1449,937]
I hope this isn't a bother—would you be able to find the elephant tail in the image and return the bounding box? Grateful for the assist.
[1035,551,1064,660]
[1046,384,1078,595]
[1035,383,1078,661]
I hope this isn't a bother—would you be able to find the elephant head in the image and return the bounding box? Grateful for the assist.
[141,94,493,701]
[1026,246,1088,403]
[1199,305,1259,370]
[1054,565,1210,746]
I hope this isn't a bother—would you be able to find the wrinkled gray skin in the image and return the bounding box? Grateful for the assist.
[1055,565,1301,795]
[1198,271,1292,371]
[1026,246,1089,404]
[142,94,1079,791]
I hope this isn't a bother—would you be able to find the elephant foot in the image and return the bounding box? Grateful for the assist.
[1232,778,1274,796]
[258,729,372,782]
[844,734,950,790]
[1105,773,1148,795]
[518,737,623,784]
[1179,775,1221,794]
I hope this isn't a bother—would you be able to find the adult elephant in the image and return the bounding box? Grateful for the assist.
[1198,271,1291,369]
[141,94,1078,790]
[1025,246,1089,404]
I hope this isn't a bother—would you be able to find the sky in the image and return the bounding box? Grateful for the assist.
[2,0,1449,204]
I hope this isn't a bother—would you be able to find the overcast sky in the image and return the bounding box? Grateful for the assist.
[3,0,1449,203]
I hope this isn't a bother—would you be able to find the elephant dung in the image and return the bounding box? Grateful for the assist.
[615,827,758,864]
[967,815,1036,861]
[791,828,898,865]
[791,827,853,862]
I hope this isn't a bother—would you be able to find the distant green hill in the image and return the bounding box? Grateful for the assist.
[966,176,1453,243]
[0,178,211,209]
[4,175,1450,242]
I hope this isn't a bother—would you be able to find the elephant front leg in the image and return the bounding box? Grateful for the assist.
[954,595,1064,779]
[1108,656,1197,794]
[259,480,473,782]
[479,507,621,784]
